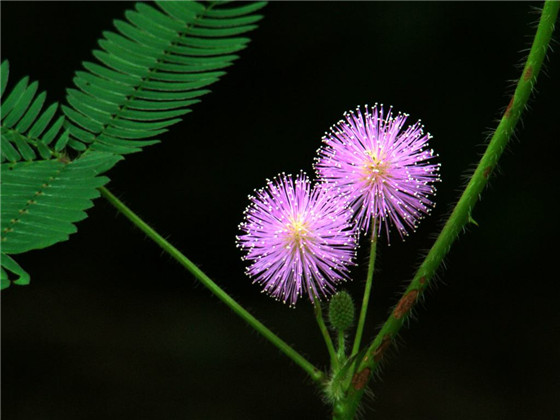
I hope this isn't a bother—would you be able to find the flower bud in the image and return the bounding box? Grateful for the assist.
[328,291,355,332]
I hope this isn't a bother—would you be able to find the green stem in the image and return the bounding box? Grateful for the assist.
[99,186,324,384]
[351,220,378,357]
[337,331,346,360]
[340,1,560,416]
[314,303,338,369]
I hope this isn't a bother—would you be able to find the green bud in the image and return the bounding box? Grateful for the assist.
[328,291,355,332]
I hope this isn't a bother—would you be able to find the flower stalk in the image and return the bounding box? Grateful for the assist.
[314,303,339,369]
[337,331,346,359]
[351,221,378,358]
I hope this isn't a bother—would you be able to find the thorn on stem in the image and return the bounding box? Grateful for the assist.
[468,214,479,227]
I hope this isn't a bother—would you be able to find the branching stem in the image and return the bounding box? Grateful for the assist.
[99,186,325,384]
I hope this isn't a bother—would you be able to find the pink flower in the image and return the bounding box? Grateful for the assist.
[315,104,440,239]
[237,172,357,306]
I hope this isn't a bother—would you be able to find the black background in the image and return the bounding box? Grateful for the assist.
[2,2,559,419]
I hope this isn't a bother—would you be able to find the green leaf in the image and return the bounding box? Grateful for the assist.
[1,60,10,98]
[27,103,59,139]
[15,91,47,132]
[1,253,30,289]
[41,116,65,145]
[64,0,266,155]
[0,63,125,290]
[2,81,39,127]
[1,151,122,255]
[12,131,37,161]
[54,130,70,152]
[1,76,29,117]
[204,2,267,18]
[0,64,65,162]
[1,136,21,162]
[0,0,268,289]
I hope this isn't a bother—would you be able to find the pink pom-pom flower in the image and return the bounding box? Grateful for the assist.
[315,104,441,239]
[237,172,357,306]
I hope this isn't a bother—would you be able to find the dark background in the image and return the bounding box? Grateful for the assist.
[2,2,559,419]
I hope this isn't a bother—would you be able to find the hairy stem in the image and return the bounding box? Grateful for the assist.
[99,186,324,383]
[351,221,378,357]
[337,331,346,360]
[314,303,338,369]
[342,1,560,416]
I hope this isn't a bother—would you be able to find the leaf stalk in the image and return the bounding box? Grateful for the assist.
[99,186,325,384]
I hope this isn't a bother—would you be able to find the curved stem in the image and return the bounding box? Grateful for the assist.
[314,303,338,369]
[99,186,325,384]
[351,220,378,357]
[342,1,560,415]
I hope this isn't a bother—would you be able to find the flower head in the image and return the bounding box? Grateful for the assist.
[237,172,357,306]
[315,104,441,239]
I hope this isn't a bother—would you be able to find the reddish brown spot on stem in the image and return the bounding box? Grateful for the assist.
[505,97,514,118]
[351,368,371,390]
[393,289,419,320]
[483,166,492,178]
[419,276,426,286]
[523,66,533,81]
[373,334,392,362]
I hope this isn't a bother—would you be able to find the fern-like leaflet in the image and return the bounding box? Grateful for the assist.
[0,61,122,289]
[1,61,67,162]
[63,1,266,154]
[1,1,266,289]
